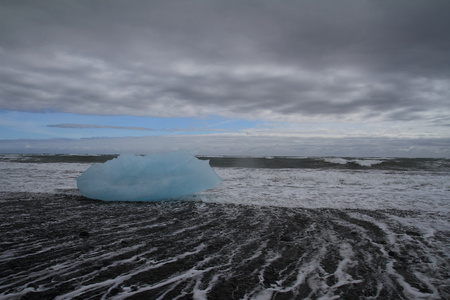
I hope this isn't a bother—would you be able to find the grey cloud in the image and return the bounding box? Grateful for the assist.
[0,0,449,124]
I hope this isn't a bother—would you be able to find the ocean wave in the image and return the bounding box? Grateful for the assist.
[1,154,449,171]
[324,157,384,167]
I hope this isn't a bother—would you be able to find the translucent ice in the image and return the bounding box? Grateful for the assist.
[76,152,222,201]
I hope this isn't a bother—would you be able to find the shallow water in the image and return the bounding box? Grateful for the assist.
[0,192,449,299]
[209,168,449,212]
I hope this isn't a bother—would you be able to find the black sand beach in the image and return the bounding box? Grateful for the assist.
[1,192,448,299]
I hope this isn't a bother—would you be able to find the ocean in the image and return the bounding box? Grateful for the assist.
[0,154,449,299]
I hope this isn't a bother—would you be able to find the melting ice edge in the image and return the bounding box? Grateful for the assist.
[76,152,222,201]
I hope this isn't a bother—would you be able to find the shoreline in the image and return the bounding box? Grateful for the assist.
[1,192,448,299]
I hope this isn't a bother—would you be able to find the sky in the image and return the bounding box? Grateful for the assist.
[0,0,449,157]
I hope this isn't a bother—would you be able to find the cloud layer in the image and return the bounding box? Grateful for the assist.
[1,0,449,125]
[47,123,226,132]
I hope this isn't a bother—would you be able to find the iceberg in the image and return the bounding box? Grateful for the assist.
[76,152,222,201]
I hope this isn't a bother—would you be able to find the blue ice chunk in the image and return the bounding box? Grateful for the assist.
[76,152,222,201]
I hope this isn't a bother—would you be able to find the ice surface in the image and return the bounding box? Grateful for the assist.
[76,152,222,201]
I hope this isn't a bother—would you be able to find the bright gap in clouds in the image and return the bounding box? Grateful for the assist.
[0,111,261,140]
[1,110,449,157]
[1,110,445,142]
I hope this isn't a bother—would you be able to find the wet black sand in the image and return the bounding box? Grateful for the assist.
[1,192,449,299]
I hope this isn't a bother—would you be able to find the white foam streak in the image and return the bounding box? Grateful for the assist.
[55,244,207,300]
[386,262,440,300]
[192,273,220,300]
[114,268,211,300]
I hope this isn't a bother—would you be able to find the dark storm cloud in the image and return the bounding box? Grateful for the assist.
[0,0,449,123]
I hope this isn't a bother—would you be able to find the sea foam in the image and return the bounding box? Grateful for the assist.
[76,152,222,201]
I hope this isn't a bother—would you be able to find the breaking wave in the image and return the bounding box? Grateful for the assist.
[324,157,384,167]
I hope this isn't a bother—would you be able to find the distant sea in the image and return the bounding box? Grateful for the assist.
[1,154,449,299]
